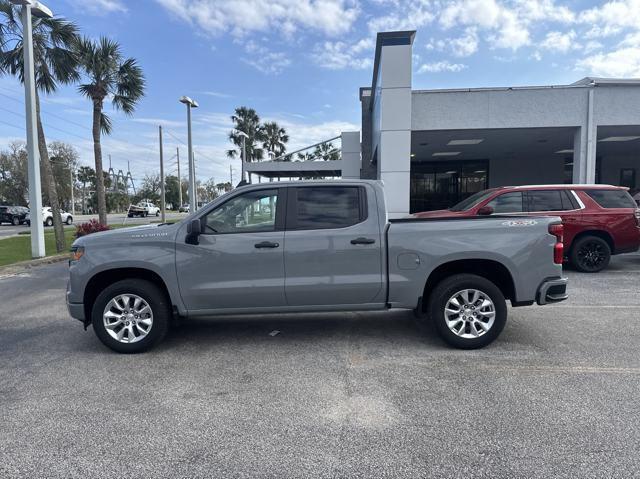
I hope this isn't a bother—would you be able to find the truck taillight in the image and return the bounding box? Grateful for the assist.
[549,223,564,264]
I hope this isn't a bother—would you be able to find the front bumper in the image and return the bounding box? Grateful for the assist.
[536,277,568,305]
[66,281,85,322]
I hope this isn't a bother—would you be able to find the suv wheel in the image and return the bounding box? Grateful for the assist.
[45,217,53,227]
[66,216,73,225]
[429,274,507,349]
[12,216,20,226]
[571,236,611,273]
[91,279,170,353]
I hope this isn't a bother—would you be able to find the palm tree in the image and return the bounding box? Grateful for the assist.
[227,107,265,163]
[262,121,288,159]
[0,2,79,252]
[75,36,145,225]
[313,141,340,161]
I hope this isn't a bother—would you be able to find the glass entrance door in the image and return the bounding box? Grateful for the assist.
[410,161,489,213]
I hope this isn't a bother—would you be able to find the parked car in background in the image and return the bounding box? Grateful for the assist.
[128,201,160,217]
[414,184,640,272]
[67,180,567,353]
[178,204,190,213]
[26,207,73,227]
[0,206,29,225]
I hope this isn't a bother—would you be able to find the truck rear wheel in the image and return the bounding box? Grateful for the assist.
[91,279,170,353]
[429,274,507,349]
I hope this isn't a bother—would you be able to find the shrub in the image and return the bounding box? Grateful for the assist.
[75,219,110,238]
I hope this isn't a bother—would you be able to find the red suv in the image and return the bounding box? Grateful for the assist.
[414,185,640,272]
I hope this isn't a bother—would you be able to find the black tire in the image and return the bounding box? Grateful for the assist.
[66,216,73,225]
[155,211,159,216]
[570,235,611,273]
[128,213,133,218]
[45,217,53,227]
[91,279,170,353]
[12,216,20,226]
[428,274,507,349]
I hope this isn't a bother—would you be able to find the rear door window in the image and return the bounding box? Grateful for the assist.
[585,189,636,208]
[290,186,363,230]
[526,190,565,212]
[486,192,523,213]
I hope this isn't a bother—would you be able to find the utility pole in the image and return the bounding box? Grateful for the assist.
[159,125,166,223]
[176,147,182,208]
[230,164,233,185]
[19,2,45,257]
[69,165,75,216]
[192,151,197,209]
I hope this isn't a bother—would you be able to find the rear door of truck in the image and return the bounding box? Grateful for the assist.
[283,184,385,306]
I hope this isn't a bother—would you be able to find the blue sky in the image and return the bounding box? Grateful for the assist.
[1,0,639,184]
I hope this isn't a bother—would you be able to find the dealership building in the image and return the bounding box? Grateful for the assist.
[247,30,640,217]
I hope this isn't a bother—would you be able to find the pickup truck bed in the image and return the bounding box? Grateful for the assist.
[67,180,567,353]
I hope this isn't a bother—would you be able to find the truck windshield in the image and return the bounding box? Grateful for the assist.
[449,189,497,211]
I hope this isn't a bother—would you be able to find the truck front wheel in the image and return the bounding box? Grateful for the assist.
[91,279,170,353]
[429,274,507,349]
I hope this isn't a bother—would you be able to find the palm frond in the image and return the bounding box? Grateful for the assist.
[100,112,112,135]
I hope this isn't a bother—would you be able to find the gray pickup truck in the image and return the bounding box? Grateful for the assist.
[67,180,568,353]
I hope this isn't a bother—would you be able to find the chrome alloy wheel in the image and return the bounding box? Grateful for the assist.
[103,294,153,344]
[444,289,496,339]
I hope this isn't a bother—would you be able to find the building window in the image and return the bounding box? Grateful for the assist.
[410,161,488,213]
[620,169,636,189]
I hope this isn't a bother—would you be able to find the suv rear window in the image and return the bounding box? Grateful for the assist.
[584,189,636,209]
[291,186,363,230]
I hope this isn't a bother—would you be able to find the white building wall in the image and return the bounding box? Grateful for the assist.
[341,131,361,179]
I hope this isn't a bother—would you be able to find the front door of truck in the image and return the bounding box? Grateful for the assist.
[175,188,286,312]
[283,185,384,307]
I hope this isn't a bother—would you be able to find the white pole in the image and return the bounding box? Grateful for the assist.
[241,135,246,183]
[176,147,182,208]
[22,5,45,258]
[186,104,195,212]
[69,166,75,216]
[159,125,166,222]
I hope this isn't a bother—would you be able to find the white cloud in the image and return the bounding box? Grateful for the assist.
[539,30,577,53]
[242,52,292,75]
[367,0,435,32]
[67,0,127,15]
[155,0,359,37]
[202,91,232,99]
[131,118,185,128]
[313,39,374,70]
[578,0,640,38]
[240,41,292,74]
[449,28,479,57]
[576,32,640,77]
[417,61,467,73]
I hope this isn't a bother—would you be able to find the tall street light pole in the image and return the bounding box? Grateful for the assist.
[158,125,166,223]
[237,130,249,184]
[179,96,198,212]
[11,0,52,258]
[176,147,182,208]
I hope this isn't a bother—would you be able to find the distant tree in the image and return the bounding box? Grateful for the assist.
[48,142,79,210]
[164,175,180,209]
[0,2,80,252]
[139,173,160,202]
[227,107,266,164]
[203,178,219,203]
[76,36,145,225]
[262,121,289,158]
[297,152,315,161]
[0,142,28,205]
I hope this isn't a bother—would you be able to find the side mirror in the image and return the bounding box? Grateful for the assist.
[477,205,494,216]
[186,218,201,245]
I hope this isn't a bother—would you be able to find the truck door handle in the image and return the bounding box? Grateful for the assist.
[255,241,280,249]
[350,237,375,245]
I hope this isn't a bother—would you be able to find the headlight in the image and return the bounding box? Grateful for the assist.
[70,246,85,262]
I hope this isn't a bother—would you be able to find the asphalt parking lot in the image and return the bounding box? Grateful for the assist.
[1,254,639,478]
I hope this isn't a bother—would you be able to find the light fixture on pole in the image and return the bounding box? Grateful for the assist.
[179,95,198,212]
[236,130,249,184]
[10,0,53,258]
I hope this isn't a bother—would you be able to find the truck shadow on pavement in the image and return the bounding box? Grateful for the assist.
[159,310,448,352]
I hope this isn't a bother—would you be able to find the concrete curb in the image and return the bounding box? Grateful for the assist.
[0,253,68,276]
